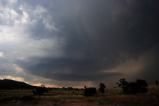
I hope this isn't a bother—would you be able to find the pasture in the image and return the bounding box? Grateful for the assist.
[0,86,159,106]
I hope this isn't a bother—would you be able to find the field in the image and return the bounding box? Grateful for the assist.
[0,87,159,106]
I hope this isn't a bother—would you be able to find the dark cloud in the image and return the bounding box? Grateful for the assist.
[16,0,159,82]
[139,45,159,80]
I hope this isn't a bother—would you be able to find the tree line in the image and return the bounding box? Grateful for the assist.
[32,78,159,96]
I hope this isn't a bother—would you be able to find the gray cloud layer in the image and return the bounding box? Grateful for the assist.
[0,0,159,84]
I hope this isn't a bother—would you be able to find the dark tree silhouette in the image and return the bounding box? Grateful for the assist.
[155,80,159,86]
[84,86,97,96]
[117,78,148,94]
[99,83,106,94]
[116,78,129,93]
[32,85,48,95]
[136,79,148,93]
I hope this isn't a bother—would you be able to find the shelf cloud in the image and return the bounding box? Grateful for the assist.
[0,0,159,86]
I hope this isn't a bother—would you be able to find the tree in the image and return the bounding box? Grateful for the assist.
[99,83,106,94]
[32,84,48,95]
[117,78,148,94]
[116,78,128,93]
[155,80,159,86]
[84,87,97,96]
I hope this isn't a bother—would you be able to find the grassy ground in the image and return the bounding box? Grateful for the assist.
[0,87,159,106]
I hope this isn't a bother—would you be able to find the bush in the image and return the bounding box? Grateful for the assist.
[32,87,48,95]
[84,87,97,96]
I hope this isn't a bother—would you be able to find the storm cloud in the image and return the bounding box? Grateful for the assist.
[0,0,159,86]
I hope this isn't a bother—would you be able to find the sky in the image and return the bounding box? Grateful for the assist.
[0,0,159,87]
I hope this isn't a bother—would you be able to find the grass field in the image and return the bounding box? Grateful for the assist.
[0,87,159,106]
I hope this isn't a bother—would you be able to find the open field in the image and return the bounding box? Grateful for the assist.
[0,87,159,106]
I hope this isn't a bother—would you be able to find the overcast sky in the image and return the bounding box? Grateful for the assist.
[0,0,159,87]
